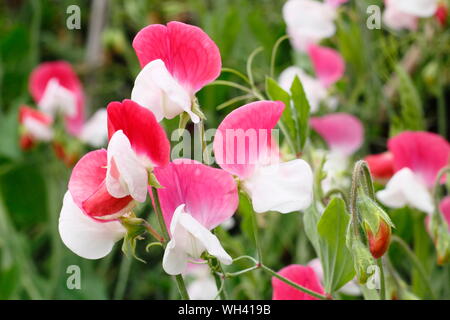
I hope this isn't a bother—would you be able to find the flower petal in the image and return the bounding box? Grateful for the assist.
[213,101,284,179]
[163,204,232,275]
[272,264,325,300]
[107,99,170,167]
[131,59,198,123]
[68,149,134,218]
[365,152,395,180]
[29,61,85,136]
[132,21,221,93]
[58,192,126,259]
[388,131,450,187]
[79,109,108,147]
[154,159,238,230]
[383,2,418,30]
[243,159,314,213]
[19,106,54,141]
[310,113,364,156]
[307,44,345,88]
[391,0,439,18]
[376,168,434,214]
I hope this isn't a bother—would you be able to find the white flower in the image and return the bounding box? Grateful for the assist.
[390,0,439,18]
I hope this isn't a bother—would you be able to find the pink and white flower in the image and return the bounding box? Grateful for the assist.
[279,44,344,112]
[283,0,338,51]
[377,131,450,214]
[78,109,108,147]
[213,101,313,214]
[18,105,54,149]
[131,21,221,123]
[310,113,364,192]
[272,264,325,300]
[29,61,85,136]
[383,0,439,31]
[153,160,238,275]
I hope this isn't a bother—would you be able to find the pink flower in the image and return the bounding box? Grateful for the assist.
[365,152,395,180]
[153,159,238,275]
[59,101,170,259]
[213,101,313,214]
[29,61,85,136]
[383,0,418,31]
[272,265,325,300]
[18,105,53,149]
[131,21,221,123]
[377,131,450,214]
[310,113,364,157]
[307,44,345,88]
[389,0,439,18]
[325,0,348,7]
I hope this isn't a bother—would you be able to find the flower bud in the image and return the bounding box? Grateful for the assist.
[366,219,391,259]
[350,239,376,284]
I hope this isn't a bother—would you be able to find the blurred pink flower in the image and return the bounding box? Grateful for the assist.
[307,44,345,88]
[18,105,53,149]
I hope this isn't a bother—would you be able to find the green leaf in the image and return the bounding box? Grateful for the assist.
[290,75,310,151]
[265,77,296,147]
[317,198,355,293]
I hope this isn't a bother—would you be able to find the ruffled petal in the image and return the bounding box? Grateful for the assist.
[132,21,221,93]
[131,59,198,123]
[29,61,85,136]
[68,149,134,218]
[388,131,450,187]
[307,44,345,87]
[243,159,314,213]
[154,159,238,230]
[213,101,284,179]
[162,205,232,275]
[272,264,325,300]
[58,192,126,259]
[310,113,364,156]
[106,130,148,202]
[107,99,170,167]
[376,168,434,214]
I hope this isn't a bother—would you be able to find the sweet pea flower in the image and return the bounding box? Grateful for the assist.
[153,160,238,275]
[272,264,325,300]
[310,113,364,192]
[383,0,439,30]
[29,61,85,136]
[377,132,450,214]
[307,258,361,296]
[186,265,218,300]
[18,105,53,149]
[365,152,395,181]
[283,0,337,51]
[79,109,108,148]
[131,21,221,123]
[106,100,170,204]
[213,101,313,214]
[279,44,344,112]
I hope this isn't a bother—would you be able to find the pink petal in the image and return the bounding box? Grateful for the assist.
[365,152,395,180]
[107,99,170,167]
[153,159,238,231]
[213,101,284,179]
[325,0,348,7]
[132,21,221,93]
[307,44,345,88]
[272,265,325,300]
[310,113,364,156]
[68,149,133,219]
[29,61,85,136]
[19,105,53,126]
[388,131,450,187]
[439,196,450,230]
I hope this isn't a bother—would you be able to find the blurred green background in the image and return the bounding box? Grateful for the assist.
[0,0,449,299]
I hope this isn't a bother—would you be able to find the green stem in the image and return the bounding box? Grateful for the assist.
[150,186,190,300]
[261,264,328,300]
[377,258,386,300]
[270,35,290,78]
[113,255,132,299]
[251,208,263,264]
[391,235,436,299]
[212,271,227,300]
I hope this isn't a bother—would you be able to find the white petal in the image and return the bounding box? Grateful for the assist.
[131,59,199,123]
[79,109,108,147]
[106,130,148,202]
[377,168,434,214]
[383,4,418,30]
[244,159,314,213]
[58,191,126,259]
[187,277,218,300]
[162,204,232,275]
[283,0,336,50]
[38,78,77,117]
[278,66,327,113]
[391,0,438,18]
[23,117,53,141]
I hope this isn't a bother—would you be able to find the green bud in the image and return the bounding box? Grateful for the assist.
[349,239,376,284]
